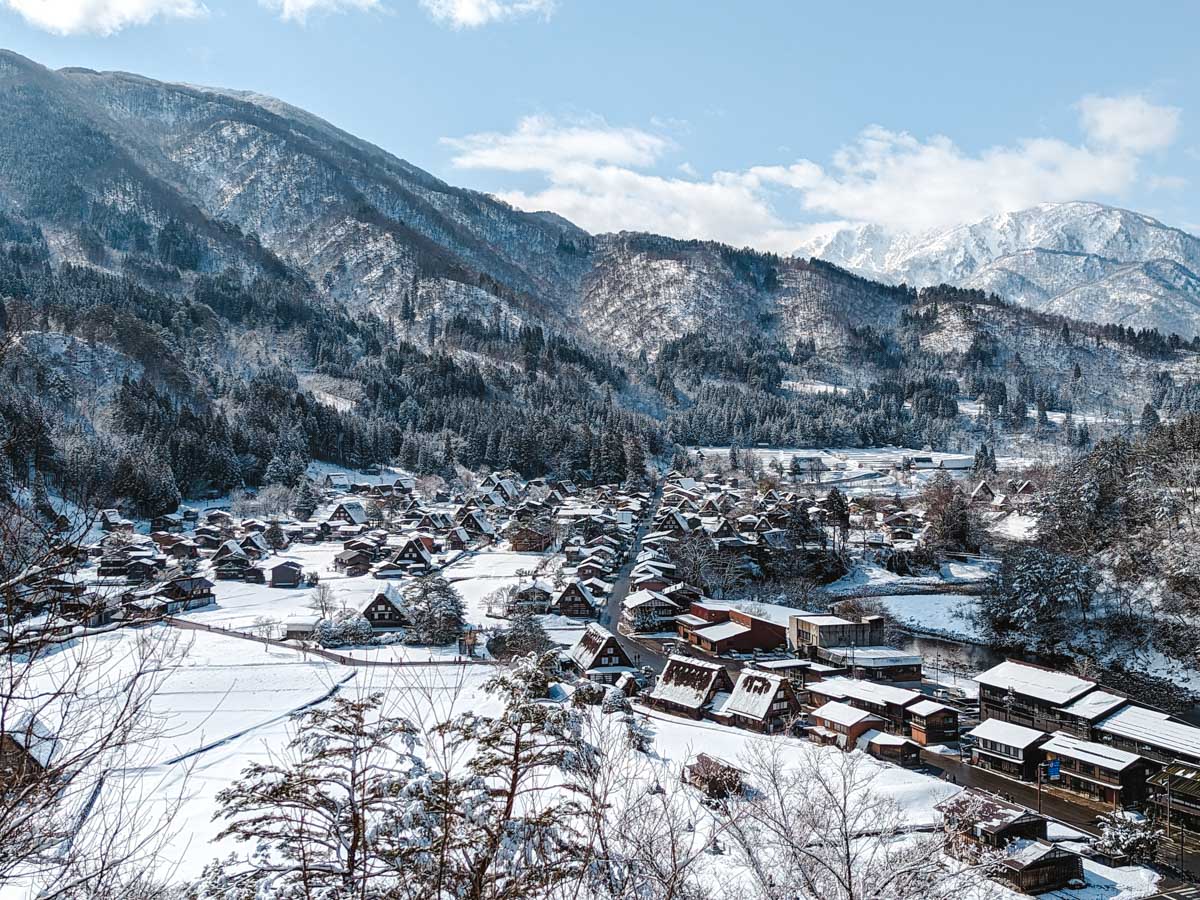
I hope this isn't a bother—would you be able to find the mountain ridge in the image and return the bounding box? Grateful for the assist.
[794,201,1200,339]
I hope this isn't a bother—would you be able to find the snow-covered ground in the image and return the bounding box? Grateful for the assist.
[826,559,994,597]
[875,593,984,643]
[442,549,556,626]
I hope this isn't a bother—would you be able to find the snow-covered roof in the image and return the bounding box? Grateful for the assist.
[720,671,786,721]
[822,646,922,668]
[795,614,853,627]
[967,718,1046,748]
[811,676,921,708]
[4,711,59,768]
[908,699,953,717]
[1042,732,1141,772]
[568,623,619,671]
[858,729,915,749]
[811,700,880,728]
[1096,704,1200,759]
[974,660,1095,705]
[622,588,677,610]
[1058,690,1127,721]
[693,621,751,642]
[648,655,726,710]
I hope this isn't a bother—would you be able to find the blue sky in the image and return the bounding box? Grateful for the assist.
[2,0,1196,250]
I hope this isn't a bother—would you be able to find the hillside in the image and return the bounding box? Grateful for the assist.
[0,50,1197,520]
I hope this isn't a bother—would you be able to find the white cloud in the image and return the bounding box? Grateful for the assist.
[444,114,670,172]
[1,0,204,35]
[1079,94,1180,154]
[419,0,554,28]
[259,0,378,23]
[445,95,1183,250]
[777,125,1142,233]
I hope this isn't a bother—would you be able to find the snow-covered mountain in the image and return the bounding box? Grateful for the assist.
[0,49,914,360]
[794,202,1200,338]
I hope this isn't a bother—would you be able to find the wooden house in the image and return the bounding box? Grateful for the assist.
[714,670,800,733]
[392,538,433,572]
[998,842,1083,894]
[646,655,733,719]
[808,700,886,750]
[554,580,600,618]
[565,623,635,684]
[1040,731,1150,806]
[334,549,374,573]
[937,788,1048,853]
[361,586,409,630]
[975,660,1096,734]
[682,753,743,799]
[965,719,1048,781]
[907,699,960,745]
[270,561,304,588]
[329,501,369,526]
[0,713,57,788]
[621,589,679,631]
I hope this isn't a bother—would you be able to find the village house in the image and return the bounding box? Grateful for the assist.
[1093,703,1200,768]
[1149,763,1200,834]
[646,655,733,719]
[328,500,369,526]
[564,623,635,685]
[391,537,434,572]
[906,699,960,745]
[937,788,1049,852]
[334,548,374,575]
[554,580,601,619]
[997,842,1084,894]
[811,645,923,683]
[682,753,743,799]
[361,585,409,630]
[807,700,885,750]
[965,718,1048,781]
[1039,731,1150,806]
[270,561,304,588]
[0,712,57,789]
[712,670,800,733]
[975,660,1096,734]
[676,602,788,655]
[621,588,680,631]
[1054,689,1129,738]
[806,677,924,734]
[859,729,922,766]
[506,523,554,552]
[323,472,351,491]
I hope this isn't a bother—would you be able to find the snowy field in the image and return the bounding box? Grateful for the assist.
[16,620,1162,897]
[171,545,559,639]
[442,549,558,626]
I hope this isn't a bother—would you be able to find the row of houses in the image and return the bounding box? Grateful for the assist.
[965,658,1200,825]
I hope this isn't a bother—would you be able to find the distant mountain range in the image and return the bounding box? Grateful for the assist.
[794,202,1200,339]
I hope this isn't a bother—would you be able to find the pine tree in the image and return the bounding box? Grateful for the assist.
[504,609,552,657]
[402,575,465,645]
[1140,403,1160,433]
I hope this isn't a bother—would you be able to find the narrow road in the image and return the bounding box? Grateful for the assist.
[602,481,667,671]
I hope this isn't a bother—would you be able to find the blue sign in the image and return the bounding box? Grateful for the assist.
[1046,760,1061,781]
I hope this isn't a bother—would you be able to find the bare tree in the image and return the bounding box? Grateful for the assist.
[306,582,336,619]
[718,744,991,900]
